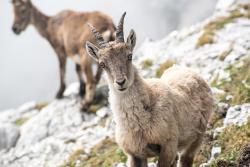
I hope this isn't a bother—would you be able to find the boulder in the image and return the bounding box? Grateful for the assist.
[0,123,19,151]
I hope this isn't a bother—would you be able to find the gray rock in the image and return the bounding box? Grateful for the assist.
[211,146,222,159]
[0,123,19,151]
[224,104,250,126]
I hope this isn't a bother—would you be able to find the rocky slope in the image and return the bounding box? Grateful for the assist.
[1,0,250,166]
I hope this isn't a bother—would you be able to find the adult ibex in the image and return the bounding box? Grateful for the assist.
[11,0,115,111]
[86,12,213,167]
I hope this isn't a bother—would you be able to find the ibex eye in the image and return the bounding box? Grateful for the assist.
[99,62,105,68]
[128,54,132,61]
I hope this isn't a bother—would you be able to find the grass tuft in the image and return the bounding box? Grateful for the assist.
[14,117,29,126]
[141,59,154,69]
[156,59,175,78]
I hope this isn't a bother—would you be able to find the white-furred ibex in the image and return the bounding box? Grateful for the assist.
[11,0,115,111]
[86,12,213,167]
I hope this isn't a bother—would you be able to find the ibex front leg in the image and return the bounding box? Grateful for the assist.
[127,154,148,167]
[157,141,178,167]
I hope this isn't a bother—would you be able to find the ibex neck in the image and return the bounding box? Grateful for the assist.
[109,66,152,131]
[30,4,49,38]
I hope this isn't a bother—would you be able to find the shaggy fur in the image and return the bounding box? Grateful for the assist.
[11,0,115,111]
[86,13,213,167]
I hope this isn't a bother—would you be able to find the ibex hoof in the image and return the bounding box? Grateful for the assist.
[80,101,92,113]
[79,86,86,97]
[55,91,64,99]
[80,105,90,113]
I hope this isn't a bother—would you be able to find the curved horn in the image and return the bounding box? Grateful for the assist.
[87,23,107,48]
[116,12,126,43]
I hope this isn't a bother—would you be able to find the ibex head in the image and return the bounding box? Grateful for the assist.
[11,0,32,35]
[86,12,136,93]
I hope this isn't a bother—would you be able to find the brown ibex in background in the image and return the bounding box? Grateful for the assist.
[86,12,213,167]
[11,0,115,111]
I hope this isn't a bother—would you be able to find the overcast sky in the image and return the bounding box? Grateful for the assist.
[0,0,217,110]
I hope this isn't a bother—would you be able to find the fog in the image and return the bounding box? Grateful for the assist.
[0,0,217,110]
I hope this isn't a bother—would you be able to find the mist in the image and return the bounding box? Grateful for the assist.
[0,0,217,110]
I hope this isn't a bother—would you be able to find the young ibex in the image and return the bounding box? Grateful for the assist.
[11,0,115,110]
[86,12,213,167]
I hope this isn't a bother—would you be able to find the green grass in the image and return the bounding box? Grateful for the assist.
[14,117,29,126]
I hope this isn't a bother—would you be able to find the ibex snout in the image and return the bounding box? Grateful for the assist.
[116,78,126,86]
[114,77,128,92]
[12,24,21,35]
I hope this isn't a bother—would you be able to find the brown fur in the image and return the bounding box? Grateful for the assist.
[86,13,214,167]
[11,0,115,111]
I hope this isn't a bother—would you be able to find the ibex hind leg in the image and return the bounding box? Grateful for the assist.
[79,50,96,112]
[179,136,203,167]
[55,50,67,99]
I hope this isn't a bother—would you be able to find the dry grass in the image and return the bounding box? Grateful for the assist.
[218,49,232,61]
[141,59,153,69]
[35,102,48,111]
[156,59,175,77]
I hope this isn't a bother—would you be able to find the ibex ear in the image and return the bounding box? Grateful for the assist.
[86,41,99,62]
[126,29,136,50]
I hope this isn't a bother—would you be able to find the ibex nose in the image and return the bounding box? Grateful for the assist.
[116,79,126,86]
[12,26,17,32]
